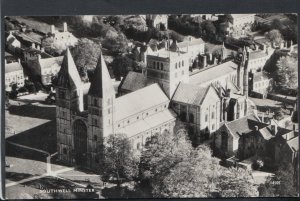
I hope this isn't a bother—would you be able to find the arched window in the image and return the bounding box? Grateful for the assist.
[182,60,184,66]
[153,61,156,68]
[205,114,208,122]
[175,63,177,69]
[157,62,159,69]
[179,62,181,68]
[189,113,194,123]
[180,112,187,122]
[160,63,164,70]
[211,112,215,119]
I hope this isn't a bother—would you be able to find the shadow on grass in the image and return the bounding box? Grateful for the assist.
[8,104,55,120]
[6,172,35,182]
[6,120,57,154]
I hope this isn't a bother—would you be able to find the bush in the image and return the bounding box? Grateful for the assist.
[253,159,264,170]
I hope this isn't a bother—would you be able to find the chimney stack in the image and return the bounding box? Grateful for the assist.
[280,41,284,49]
[51,25,55,34]
[209,53,212,63]
[37,54,41,61]
[18,58,21,63]
[63,22,68,32]
[41,47,45,52]
[37,44,40,50]
[271,124,278,135]
[31,43,35,49]
[203,55,207,68]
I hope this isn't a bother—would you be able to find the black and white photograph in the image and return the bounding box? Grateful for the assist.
[3,12,299,199]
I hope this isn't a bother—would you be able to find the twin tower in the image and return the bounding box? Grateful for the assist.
[56,48,115,169]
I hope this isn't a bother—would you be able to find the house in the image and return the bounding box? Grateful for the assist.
[229,14,255,28]
[5,60,25,91]
[30,56,64,85]
[214,115,274,160]
[43,22,78,51]
[55,49,176,170]
[247,46,274,73]
[249,71,271,98]
[271,126,298,167]
[146,15,168,30]
[6,32,21,53]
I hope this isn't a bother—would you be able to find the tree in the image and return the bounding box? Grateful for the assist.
[259,164,298,197]
[71,38,102,81]
[139,129,193,195]
[265,29,283,46]
[102,133,139,186]
[217,168,257,197]
[275,56,298,90]
[201,21,216,41]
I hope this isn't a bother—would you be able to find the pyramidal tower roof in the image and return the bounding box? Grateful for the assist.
[88,51,115,98]
[57,48,82,89]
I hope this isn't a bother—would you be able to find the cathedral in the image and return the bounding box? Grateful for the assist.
[55,43,250,170]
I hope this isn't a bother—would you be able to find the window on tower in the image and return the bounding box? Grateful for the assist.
[94,98,98,106]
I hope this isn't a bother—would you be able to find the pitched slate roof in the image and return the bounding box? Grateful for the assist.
[119,71,148,92]
[177,38,205,49]
[115,83,169,122]
[172,83,213,105]
[5,62,23,73]
[249,50,268,60]
[88,52,115,97]
[39,56,63,70]
[57,48,82,89]
[286,136,299,152]
[190,61,238,85]
[225,115,267,138]
[116,109,176,138]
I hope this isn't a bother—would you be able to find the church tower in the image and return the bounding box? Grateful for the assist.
[56,48,82,164]
[87,52,115,169]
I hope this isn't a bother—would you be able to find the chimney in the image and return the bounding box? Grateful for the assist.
[37,54,41,61]
[225,89,231,97]
[37,44,40,50]
[262,44,266,52]
[18,58,21,63]
[203,55,207,68]
[41,47,45,52]
[271,124,277,135]
[255,44,259,51]
[63,22,68,32]
[214,56,218,65]
[209,53,212,62]
[31,43,35,49]
[51,25,55,34]
[280,41,284,49]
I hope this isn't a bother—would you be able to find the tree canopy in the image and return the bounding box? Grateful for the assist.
[102,133,139,185]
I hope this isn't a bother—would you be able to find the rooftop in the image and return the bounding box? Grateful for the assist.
[116,109,176,138]
[5,62,23,73]
[172,83,211,105]
[249,50,269,60]
[189,60,238,85]
[286,136,299,152]
[119,71,148,92]
[39,56,63,69]
[115,83,169,122]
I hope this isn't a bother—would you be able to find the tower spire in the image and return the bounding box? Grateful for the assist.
[88,51,115,97]
[57,48,82,89]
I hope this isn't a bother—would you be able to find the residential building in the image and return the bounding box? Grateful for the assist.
[249,71,271,98]
[146,15,168,30]
[5,60,25,91]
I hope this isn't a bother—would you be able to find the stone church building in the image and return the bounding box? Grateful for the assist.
[56,40,251,169]
[56,49,176,169]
